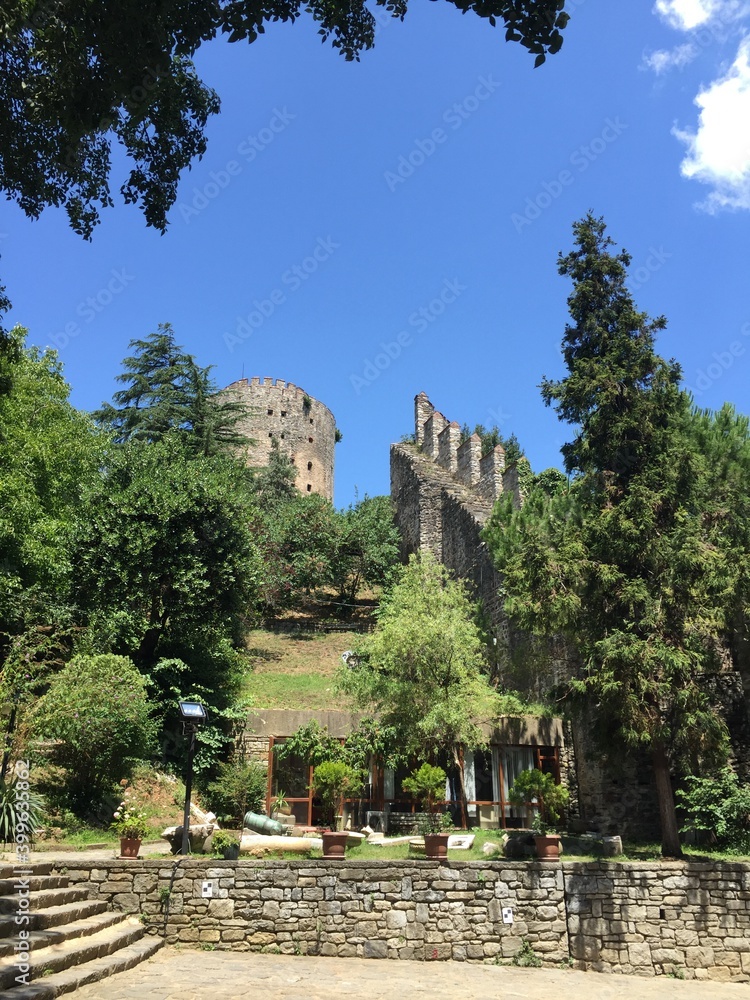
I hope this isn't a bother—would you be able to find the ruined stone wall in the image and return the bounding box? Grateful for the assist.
[221,377,336,501]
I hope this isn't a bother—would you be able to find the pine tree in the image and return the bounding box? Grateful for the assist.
[95,324,250,455]
[486,215,749,856]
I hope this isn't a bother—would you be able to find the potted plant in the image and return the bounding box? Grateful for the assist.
[311,761,363,858]
[270,790,291,818]
[402,763,451,859]
[212,829,241,861]
[111,794,149,858]
[508,768,569,861]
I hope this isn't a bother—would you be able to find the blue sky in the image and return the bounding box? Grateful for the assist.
[3,0,749,507]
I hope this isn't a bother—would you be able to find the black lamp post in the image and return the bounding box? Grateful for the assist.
[178,701,208,855]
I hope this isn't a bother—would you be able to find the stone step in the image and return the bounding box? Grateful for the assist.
[0,878,70,896]
[0,916,145,990]
[0,886,90,915]
[0,865,54,880]
[0,899,109,939]
[0,910,127,958]
[4,935,163,999]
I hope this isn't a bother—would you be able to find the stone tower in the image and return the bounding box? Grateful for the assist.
[222,377,336,501]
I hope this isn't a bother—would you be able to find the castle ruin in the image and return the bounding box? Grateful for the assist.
[222,377,336,501]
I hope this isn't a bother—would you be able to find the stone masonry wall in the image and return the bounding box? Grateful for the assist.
[52,859,750,981]
[565,862,750,983]
[222,377,336,501]
[55,859,567,964]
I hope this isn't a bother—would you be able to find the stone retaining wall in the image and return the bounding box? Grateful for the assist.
[565,862,750,983]
[50,859,750,982]
[53,859,567,964]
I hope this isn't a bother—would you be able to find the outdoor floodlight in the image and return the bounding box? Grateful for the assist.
[179,701,208,722]
[178,700,207,855]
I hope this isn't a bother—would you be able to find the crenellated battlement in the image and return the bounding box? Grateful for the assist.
[413,392,523,508]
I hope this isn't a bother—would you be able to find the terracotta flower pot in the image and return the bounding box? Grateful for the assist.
[424,833,450,859]
[119,837,142,859]
[533,834,561,861]
[321,831,349,858]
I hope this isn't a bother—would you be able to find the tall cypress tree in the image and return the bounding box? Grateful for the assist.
[486,215,748,856]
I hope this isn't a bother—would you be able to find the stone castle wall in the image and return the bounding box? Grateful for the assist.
[222,377,336,501]
[55,858,750,981]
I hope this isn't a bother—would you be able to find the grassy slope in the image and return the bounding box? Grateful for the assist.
[243,628,362,710]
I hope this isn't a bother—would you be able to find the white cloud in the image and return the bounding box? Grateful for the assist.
[655,0,718,30]
[655,0,750,30]
[673,35,750,209]
[641,42,699,73]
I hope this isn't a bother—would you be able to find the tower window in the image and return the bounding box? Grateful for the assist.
[310,418,314,425]
[306,484,312,492]
[308,437,313,443]
[267,409,273,415]
[268,432,273,437]
[307,461,312,471]
[281,410,287,417]
[280,433,285,439]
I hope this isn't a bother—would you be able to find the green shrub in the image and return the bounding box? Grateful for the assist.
[508,768,569,833]
[205,757,267,824]
[676,768,750,851]
[311,761,364,828]
[27,653,157,814]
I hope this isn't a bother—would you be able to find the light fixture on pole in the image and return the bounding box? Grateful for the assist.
[178,701,207,856]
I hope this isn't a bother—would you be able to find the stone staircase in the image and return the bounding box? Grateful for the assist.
[0,864,162,998]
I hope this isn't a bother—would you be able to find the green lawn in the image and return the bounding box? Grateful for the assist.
[243,628,361,710]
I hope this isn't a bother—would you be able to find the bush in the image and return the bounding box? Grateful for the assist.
[27,653,157,814]
[311,761,364,828]
[508,768,569,833]
[676,768,750,851]
[205,757,267,824]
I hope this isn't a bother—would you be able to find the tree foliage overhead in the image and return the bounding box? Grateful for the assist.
[0,1,570,237]
[484,214,750,857]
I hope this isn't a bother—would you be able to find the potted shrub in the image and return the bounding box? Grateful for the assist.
[111,794,149,858]
[311,761,363,858]
[508,769,569,861]
[402,763,450,859]
[212,829,241,861]
[270,790,291,818]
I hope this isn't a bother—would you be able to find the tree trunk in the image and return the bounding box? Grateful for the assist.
[652,740,682,858]
[453,747,469,829]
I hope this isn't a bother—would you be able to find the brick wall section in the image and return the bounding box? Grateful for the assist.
[51,859,750,981]
[564,861,750,983]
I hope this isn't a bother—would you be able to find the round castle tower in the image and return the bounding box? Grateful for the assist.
[222,377,335,502]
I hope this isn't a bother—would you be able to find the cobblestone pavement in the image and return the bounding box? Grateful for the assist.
[72,949,750,1000]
